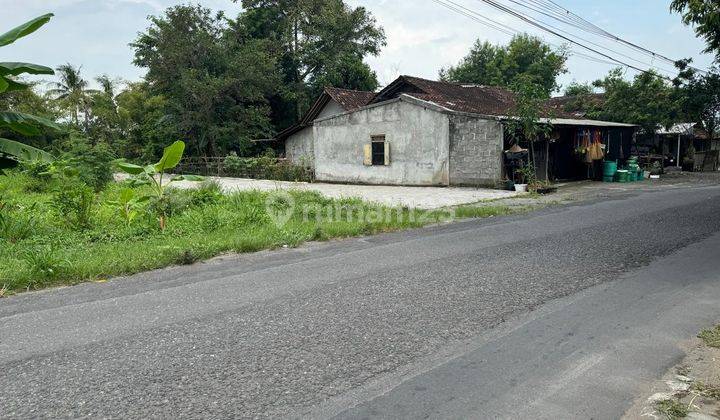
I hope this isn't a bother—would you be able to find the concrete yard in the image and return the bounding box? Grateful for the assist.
[171,176,519,209]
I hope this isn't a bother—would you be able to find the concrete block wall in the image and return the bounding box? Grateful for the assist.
[448,115,503,186]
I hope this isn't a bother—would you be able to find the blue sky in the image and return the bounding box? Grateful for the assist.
[1,0,715,94]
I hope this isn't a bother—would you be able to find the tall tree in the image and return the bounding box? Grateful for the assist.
[591,68,679,136]
[440,34,568,95]
[49,63,93,127]
[86,75,123,146]
[674,60,720,141]
[671,0,720,61]
[237,0,385,125]
[132,4,280,157]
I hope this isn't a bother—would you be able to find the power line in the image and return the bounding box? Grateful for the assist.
[471,0,676,79]
[431,0,627,69]
[485,0,678,76]
[508,0,709,74]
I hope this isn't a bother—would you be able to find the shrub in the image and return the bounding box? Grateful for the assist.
[59,137,115,192]
[222,152,313,182]
[191,180,224,206]
[52,182,95,230]
[18,159,54,192]
[0,200,37,243]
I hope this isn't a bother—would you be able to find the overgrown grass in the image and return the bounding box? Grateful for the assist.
[655,399,689,419]
[698,325,720,348]
[0,171,517,294]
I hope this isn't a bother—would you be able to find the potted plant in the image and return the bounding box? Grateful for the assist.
[514,164,535,192]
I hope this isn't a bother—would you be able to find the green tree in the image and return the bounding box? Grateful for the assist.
[505,75,554,181]
[115,82,174,160]
[237,0,385,125]
[86,75,123,146]
[563,82,595,97]
[132,4,280,157]
[674,61,720,141]
[671,0,720,60]
[591,68,679,136]
[0,14,60,162]
[49,64,95,129]
[440,34,568,94]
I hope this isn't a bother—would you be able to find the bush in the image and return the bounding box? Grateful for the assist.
[0,200,37,243]
[52,182,96,230]
[191,180,224,206]
[222,152,313,182]
[59,137,115,192]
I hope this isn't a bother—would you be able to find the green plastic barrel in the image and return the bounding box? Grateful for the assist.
[603,160,618,177]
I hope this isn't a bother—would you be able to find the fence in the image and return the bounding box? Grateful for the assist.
[175,156,315,182]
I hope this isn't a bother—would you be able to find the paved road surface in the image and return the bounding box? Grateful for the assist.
[2,184,720,418]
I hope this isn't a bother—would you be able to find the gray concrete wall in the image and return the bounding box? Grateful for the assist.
[284,126,314,167]
[448,115,503,186]
[317,99,345,120]
[314,100,450,186]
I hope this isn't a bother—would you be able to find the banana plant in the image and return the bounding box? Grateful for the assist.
[116,140,203,229]
[0,13,61,162]
[106,188,149,227]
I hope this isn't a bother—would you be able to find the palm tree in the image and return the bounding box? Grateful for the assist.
[95,74,117,98]
[49,63,93,127]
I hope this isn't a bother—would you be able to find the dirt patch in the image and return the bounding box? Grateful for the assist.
[623,336,720,419]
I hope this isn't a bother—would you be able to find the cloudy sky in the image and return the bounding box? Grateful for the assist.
[2,0,715,94]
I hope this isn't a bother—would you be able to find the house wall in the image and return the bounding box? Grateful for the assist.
[317,99,345,120]
[285,127,314,167]
[313,100,450,186]
[448,115,503,186]
[284,99,346,168]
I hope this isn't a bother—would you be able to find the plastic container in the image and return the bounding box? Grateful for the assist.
[603,160,618,177]
[615,170,629,183]
[603,175,614,183]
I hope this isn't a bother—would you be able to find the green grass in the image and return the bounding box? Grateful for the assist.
[655,399,689,419]
[0,172,520,294]
[698,325,720,348]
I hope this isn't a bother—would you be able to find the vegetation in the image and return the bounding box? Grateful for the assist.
[440,34,568,95]
[655,398,689,419]
[0,14,61,162]
[671,0,720,61]
[674,61,720,140]
[698,324,720,348]
[505,76,553,181]
[0,163,517,294]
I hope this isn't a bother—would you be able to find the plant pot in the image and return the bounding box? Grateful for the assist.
[514,184,527,192]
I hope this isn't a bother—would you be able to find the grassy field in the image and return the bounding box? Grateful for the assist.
[0,170,517,295]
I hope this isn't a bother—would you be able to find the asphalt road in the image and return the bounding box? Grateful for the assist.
[2,183,720,419]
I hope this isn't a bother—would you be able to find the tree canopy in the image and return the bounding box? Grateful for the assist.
[131,4,280,157]
[671,0,720,61]
[440,34,568,95]
[236,0,385,126]
[590,69,679,136]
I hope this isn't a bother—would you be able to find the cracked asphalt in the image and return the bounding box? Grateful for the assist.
[2,181,720,418]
